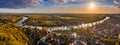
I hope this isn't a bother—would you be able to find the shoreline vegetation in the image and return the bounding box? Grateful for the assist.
[0,14,120,45]
[17,16,110,32]
[24,15,105,26]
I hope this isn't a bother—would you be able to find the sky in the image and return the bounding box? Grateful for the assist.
[0,0,120,14]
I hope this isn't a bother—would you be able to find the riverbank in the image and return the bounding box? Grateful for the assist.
[17,16,110,31]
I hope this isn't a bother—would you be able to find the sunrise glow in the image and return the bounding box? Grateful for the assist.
[89,2,96,10]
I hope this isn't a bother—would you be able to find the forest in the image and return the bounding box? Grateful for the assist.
[24,15,105,27]
[0,14,119,45]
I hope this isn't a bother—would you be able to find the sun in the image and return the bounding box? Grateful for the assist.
[89,2,96,10]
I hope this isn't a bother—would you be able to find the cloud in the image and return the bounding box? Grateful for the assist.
[50,0,108,5]
[0,0,43,8]
[113,0,120,4]
[0,0,115,8]
[50,0,81,5]
[51,0,68,4]
[113,0,120,8]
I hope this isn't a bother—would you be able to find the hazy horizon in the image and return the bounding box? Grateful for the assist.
[0,0,120,14]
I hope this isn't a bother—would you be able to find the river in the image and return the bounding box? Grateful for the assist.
[16,16,110,31]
